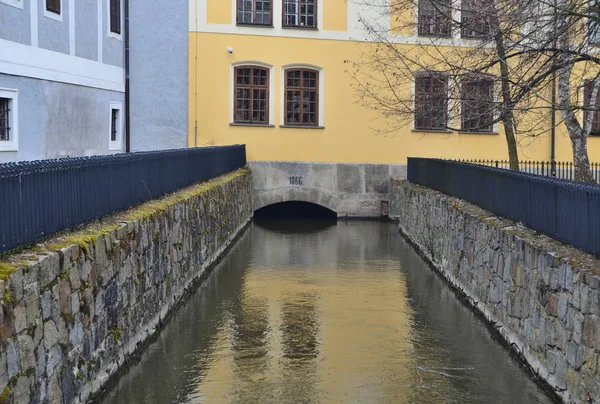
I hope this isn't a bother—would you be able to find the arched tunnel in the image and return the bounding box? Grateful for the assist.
[254,201,337,221]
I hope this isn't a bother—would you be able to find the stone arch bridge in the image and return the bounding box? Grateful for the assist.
[249,161,407,218]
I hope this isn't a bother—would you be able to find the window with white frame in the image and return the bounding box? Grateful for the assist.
[109,102,122,150]
[414,72,449,131]
[110,0,121,34]
[283,0,317,28]
[0,88,18,152]
[44,0,62,20]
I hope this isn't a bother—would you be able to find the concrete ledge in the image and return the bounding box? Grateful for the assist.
[0,169,253,403]
[393,180,600,404]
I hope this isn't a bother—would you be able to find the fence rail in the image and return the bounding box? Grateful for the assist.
[457,159,600,183]
[408,158,600,258]
[0,146,247,254]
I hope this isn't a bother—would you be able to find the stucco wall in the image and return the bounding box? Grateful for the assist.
[0,169,253,403]
[38,4,70,54]
[0,74,125,162]
[0,1,31,45]
[393,180,600,404]
[75,0,98,61]
[129,0,189,152]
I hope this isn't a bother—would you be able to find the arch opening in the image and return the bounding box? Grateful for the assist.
[254,201,337,221]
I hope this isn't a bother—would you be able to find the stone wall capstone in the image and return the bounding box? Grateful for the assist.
[0,169,253,403]
[393,180,600,404]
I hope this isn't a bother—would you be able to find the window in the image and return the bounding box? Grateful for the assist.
[237,0,272,25]
[284,68,319,126]
[418,0,451,36]
[109,102,122,150]
[589,1,600,44]
[584,80,600,134]
[46,0,60,14]
[283,0,317,28]
[0,89,18,152]
[110,0,121,35]
[461,77,494,132]
[234,66,270,124]
[461,0,492,38]
[0,98,10,142]
[414,72,448,131]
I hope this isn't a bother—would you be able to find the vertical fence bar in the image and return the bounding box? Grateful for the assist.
[0,146,246,255]
[407,158,600,259]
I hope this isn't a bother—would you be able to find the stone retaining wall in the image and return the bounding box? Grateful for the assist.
[0,169,253,403]
[393,180,600,404]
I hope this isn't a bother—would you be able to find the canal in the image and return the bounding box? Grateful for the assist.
[99,220,555,403]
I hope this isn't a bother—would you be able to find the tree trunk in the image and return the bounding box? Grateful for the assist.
[571,135,595,183]
[557,65,596,183]
[492,11,520,171]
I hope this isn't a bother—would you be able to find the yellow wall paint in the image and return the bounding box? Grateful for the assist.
[323,0,347,31]
[189,32,600,163]
[207,0,231,25]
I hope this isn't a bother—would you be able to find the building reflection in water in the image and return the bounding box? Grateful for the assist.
[100,220,554,404]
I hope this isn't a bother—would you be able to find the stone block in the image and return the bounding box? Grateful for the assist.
[13,302,27,334]
[43,320,59,351]
[24,285,39,327]
[13,375,31,403]
[364,164,390,195]
[6,338,20,379]
[17,335,35,373]
[39,253,60,289]
[337,164,363,194]
[45,345,62,378]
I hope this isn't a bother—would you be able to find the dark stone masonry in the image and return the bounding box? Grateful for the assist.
[392,180,600,404]
[0,169,253,403]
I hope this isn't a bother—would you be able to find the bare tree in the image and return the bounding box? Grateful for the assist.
[350,0,600,180]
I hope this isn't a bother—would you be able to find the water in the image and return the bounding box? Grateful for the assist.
[99,221,555,404]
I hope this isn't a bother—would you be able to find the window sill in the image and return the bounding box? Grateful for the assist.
[417,33,451,38]
[282,25,318,31]
[280,124,325,129]
[0,144,18,152]
[412,129,453,134]
[236,23,274,28]
[457,130,499,135]
[230,123,275,128]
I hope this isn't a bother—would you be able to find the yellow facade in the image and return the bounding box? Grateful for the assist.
[189,0,598,163]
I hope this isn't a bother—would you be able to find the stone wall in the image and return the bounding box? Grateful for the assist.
[393,180,600,404]
[0,169,253,403]
[250,161,407,217]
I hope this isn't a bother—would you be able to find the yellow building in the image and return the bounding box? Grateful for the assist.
[188,0,598,164]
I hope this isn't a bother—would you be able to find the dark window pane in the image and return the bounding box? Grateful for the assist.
[111,109,119,141]
[461,78,494,132]
[284,69,319,126]
[234,67,269,124]
[284,0,316,27]
[414,73,448,130]
[418,0,451,36]
[0,98,10,142]
[46,0,60,14]
[110,0,121,34]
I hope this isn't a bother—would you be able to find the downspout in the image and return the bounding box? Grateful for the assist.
[124,0,131,152]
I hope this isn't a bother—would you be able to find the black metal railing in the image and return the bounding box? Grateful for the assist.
[457,159,600,183]
[408,158,600,258]
[0,145,246,254]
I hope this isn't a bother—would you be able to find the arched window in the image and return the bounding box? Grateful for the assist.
[284,68,319,126]
[234,66,270,125]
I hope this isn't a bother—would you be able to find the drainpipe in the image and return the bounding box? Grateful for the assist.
[124,0,131,153]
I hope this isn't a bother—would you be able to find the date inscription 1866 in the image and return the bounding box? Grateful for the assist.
[289,176,303,185]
